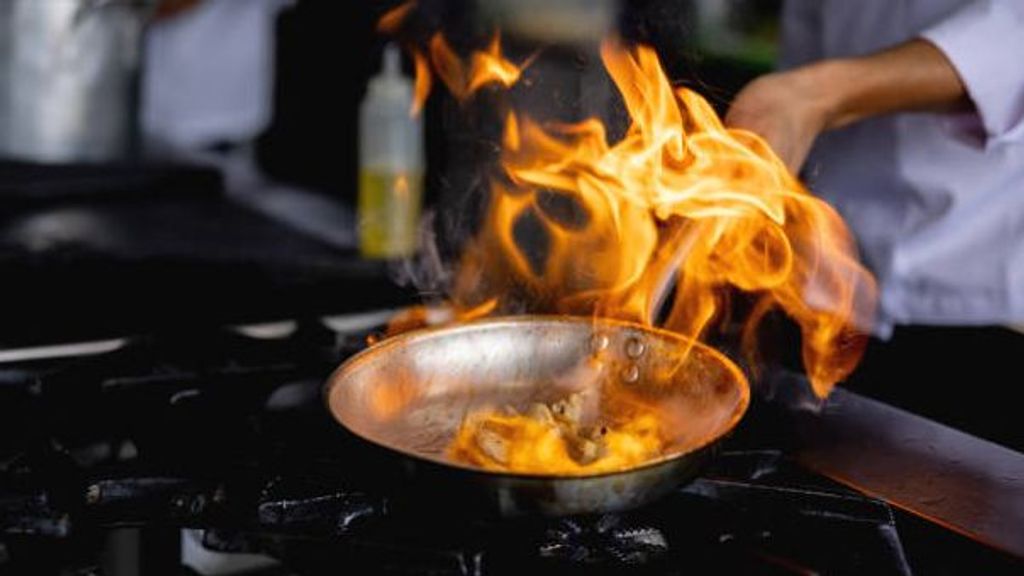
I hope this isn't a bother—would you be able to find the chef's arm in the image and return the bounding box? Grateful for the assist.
[725,39,966,173]
[815,40,968,130]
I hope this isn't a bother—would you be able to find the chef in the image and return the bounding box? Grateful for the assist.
[725,0,1024,337]
[724,0,1023,449]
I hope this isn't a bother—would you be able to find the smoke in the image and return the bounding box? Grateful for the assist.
[390,210,452,300]
[388,179,487,307]
[756,368,826,414]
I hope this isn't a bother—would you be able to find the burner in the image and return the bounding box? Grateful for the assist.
[2,325,1020,575]
[538,515,668,566]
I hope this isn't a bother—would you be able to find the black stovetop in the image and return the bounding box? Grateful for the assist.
[0,320,1018,575]
[0,160,414,347]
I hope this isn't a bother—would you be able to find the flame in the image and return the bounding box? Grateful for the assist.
[410,49,432,115]
[428,33,526,102]
[452,40,875,398]
[378,298,499,340]
[377,1,415,34]
[378,0,529,114]
[404,33,527,117]
[449,410,663,475]
[374,24,876,473]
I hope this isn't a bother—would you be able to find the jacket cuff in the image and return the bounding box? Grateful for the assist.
[921,0,1024,144]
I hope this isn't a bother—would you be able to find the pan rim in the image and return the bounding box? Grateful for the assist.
[323,314,751,482]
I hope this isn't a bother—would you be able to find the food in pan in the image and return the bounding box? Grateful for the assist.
[448,392,664,475]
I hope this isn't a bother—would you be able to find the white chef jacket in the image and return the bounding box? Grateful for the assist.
[780,0,1024,336]
[142,0,291,149]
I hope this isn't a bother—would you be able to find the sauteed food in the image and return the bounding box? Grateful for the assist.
[326,317,750,516]
[448,391,665,475]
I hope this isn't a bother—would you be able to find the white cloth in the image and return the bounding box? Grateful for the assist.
[142,0,291,149]
[781,0,1024,336]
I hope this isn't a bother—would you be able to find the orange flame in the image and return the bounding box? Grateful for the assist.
[428,33,526,102]
[450,411,663,475]
[404,33,527,117]
[377,1,416,34]
[410,49,432,115]
[379,298,499,339]
[373,26,876,473]
[378,2,528,115]
[453,40,875,398]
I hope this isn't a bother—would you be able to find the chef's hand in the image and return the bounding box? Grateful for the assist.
[725,68,833,174]
[725,39,968,174]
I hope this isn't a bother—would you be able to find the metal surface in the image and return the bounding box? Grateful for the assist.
[794,388,1024,558]
[0,1,153,163]
[326,316,750,516]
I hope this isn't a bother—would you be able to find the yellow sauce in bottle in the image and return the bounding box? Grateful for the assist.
[358,45,424,260]
[358,169,423,258]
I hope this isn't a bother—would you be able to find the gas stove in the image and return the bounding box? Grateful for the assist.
[1,317,1019,575]
[243,448,914,576]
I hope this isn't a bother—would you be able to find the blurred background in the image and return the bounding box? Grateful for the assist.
[0,0,781,344]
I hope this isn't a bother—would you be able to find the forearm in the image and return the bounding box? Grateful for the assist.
[725,38,975,172]
[804,39,970,130]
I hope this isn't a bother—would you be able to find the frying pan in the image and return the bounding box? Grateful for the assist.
[325,316,749,517]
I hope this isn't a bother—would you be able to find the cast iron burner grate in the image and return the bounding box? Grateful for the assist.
[537,515,669,566]
[234,450,913,575]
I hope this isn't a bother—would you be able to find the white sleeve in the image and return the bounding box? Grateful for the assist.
[142,0,292,148]
[778,0,823,70]
[920,0,1024,144]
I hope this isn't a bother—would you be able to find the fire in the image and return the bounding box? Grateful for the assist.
[405,33,526,116]
[410,51,432,116]
[376,19,876,474]
[371,298,498,343]
[377,1,415,34]
[379,1,526,114]
[450,410,663,475]
[451,40,875,398]
[429,33,525,103]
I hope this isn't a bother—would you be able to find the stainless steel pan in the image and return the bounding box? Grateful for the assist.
[325,316,749,517]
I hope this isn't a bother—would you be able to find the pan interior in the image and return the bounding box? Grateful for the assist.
[326,316,750,476]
